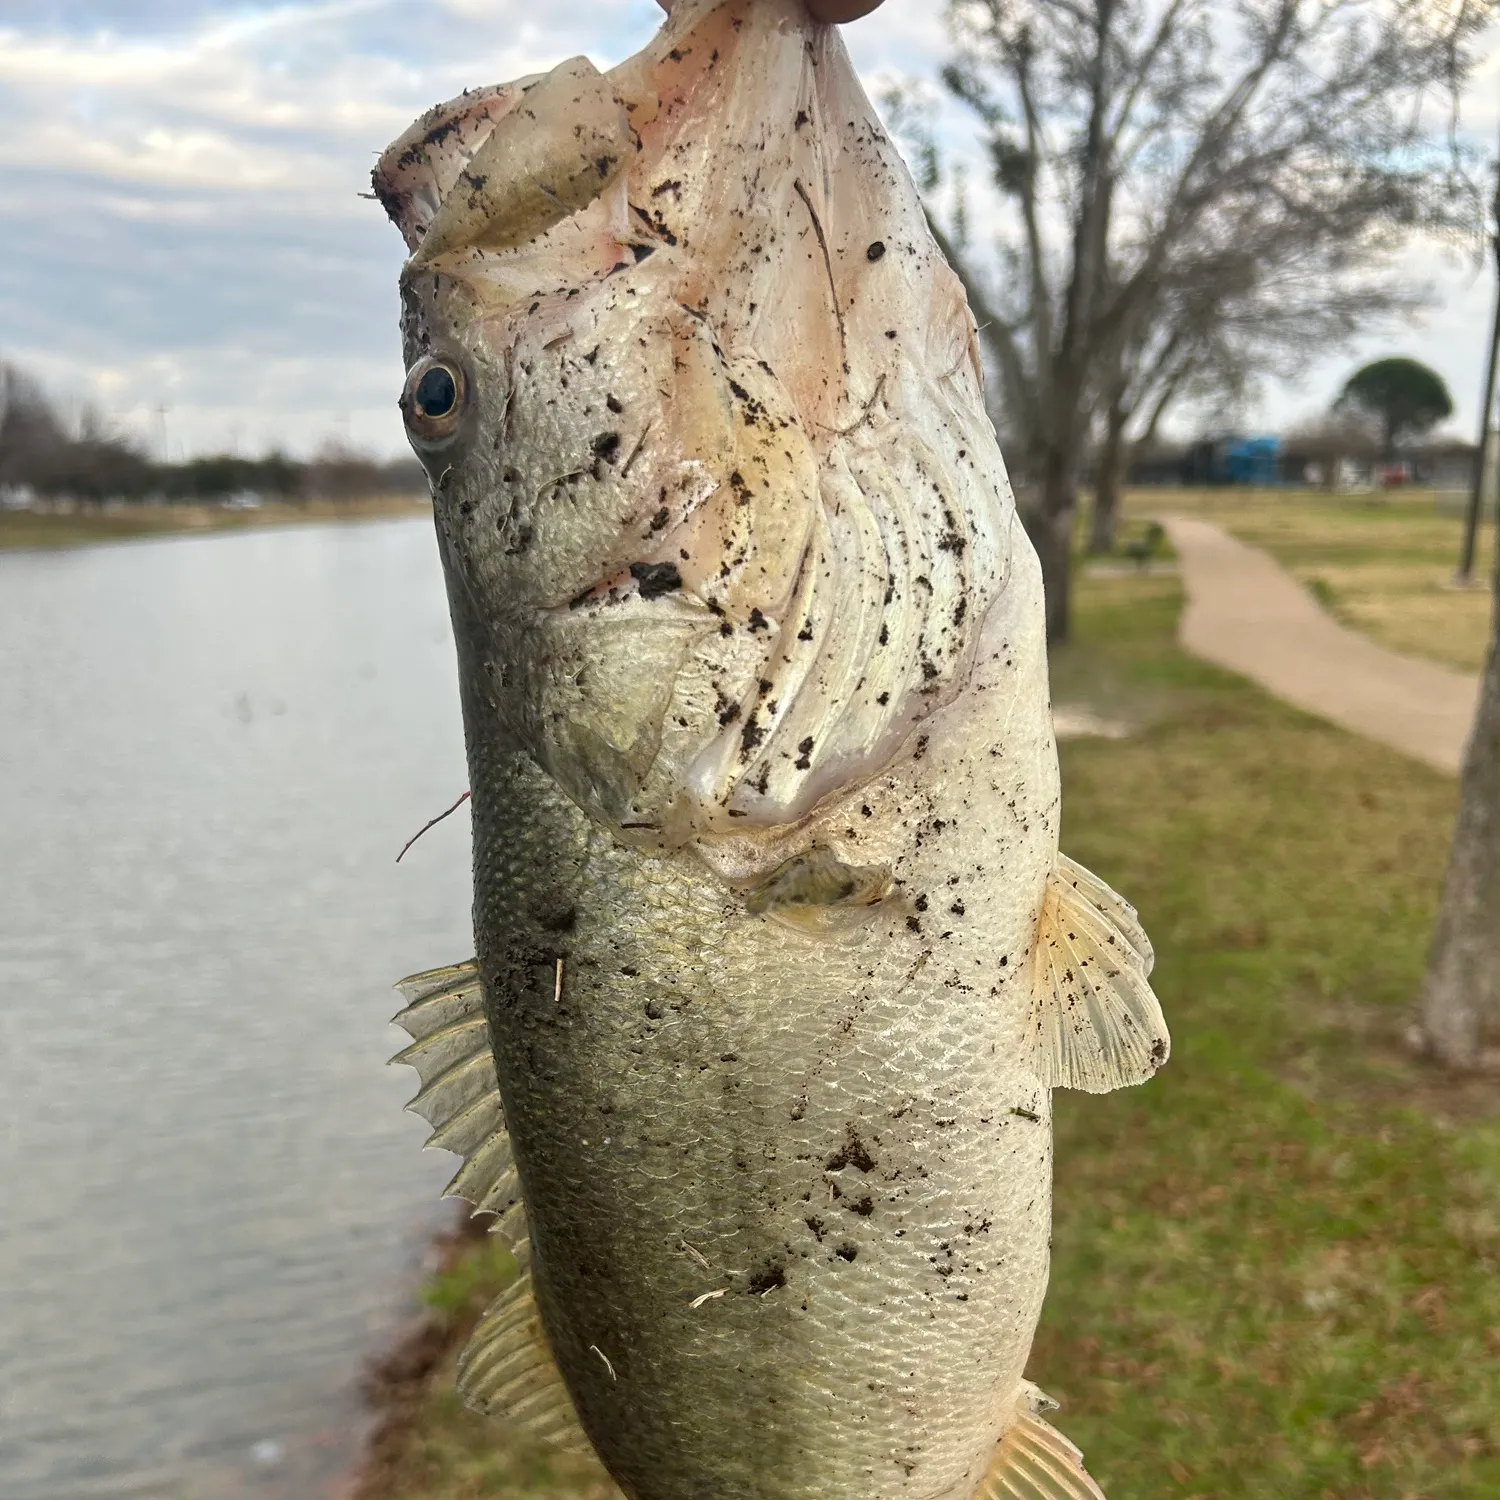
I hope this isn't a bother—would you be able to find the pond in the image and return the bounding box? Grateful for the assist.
[0,518,475,1499]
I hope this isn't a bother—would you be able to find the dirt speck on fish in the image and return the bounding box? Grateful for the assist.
[377,3,1167,1497]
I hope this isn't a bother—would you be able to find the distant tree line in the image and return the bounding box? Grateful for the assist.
[0,362,424,504]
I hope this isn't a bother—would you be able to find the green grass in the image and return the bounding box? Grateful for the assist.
[1041,573,1499,1499]
[367,569,1500,1499]
[1129,487,1494,672]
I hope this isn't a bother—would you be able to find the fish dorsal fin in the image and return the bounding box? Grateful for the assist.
[392,968,576,1450]
[979,1384,1107,1500]
[391,961,527,1233]
[457,1268,593,1453]
[1029,856,1169,1094]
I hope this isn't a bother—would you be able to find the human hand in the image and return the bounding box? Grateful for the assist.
[804,0,886,17]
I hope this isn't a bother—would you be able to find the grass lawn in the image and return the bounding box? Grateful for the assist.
[360,568,1500,1500]
[0,495,430,551]
[1129,486,1495,673]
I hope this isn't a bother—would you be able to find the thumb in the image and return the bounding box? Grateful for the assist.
[806,0,885,17]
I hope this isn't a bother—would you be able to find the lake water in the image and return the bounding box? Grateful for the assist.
[0,518,476,1500]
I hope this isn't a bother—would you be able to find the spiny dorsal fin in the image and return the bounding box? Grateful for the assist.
[457,1267,593,1453]
[391,961,526,1239]
[979,1383,1107,1500]
[1029,856,1169,1093]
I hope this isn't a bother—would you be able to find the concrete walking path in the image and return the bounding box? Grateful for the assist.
[1160,516,1481,775]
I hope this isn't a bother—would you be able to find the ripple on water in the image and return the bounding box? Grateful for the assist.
[0,519,471,1499]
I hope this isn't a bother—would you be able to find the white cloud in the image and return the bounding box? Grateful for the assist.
[4,118,339,192]
[0,1,1493,462]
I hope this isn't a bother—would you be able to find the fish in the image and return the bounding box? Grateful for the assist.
[373,2,1169,1497]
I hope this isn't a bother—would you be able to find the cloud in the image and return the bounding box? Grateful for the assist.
[0,0,1494,461]
[0,0,671,456]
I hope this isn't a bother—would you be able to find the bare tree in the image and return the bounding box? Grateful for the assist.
[1282,409,1383,487]
[913,0,1491,638]
[1420,157,1500,1071]
[1085,254,1418,548]
[1421,531,1500,1069]
[0,358,427,506]
[0,362,70,487]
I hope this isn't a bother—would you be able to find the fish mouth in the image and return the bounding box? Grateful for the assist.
[375,59,635,263]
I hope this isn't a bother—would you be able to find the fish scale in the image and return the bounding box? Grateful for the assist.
[467,754,1052,1500]
[378,1,1168,1496]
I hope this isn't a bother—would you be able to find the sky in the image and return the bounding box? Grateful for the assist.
[1,0,1496,462]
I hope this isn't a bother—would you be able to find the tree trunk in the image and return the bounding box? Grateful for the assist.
[1087,398,1129,553]
[1021,449,1076,643]
[1420,527,1500,1067]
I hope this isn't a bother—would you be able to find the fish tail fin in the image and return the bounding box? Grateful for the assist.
[457,1266,596,1454]
[978,1382,1108,1500]
[1028,854,1169,1093]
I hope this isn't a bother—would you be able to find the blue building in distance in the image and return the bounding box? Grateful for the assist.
[1183,434,1283,486]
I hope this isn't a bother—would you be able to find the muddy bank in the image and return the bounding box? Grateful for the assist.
[349,1215,618,1500]
[351,1213,486,1500]
[0,497,430,552]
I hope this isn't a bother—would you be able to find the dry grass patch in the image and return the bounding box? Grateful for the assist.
[1130,487,1493,672]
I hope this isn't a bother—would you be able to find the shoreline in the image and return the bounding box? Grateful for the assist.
[350,1212,488,1500]
[346,1213,619,1500]
[0,496,432,553]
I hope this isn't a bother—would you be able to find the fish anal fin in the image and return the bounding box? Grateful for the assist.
[1029,856,1169,1094]
[457,1267,595,1455]
[979,1384,1108,1500]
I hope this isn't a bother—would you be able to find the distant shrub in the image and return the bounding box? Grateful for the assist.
[0,360,426,504]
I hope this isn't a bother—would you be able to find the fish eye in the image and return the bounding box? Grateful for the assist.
[401,355,466,444]
[416,366,456,417]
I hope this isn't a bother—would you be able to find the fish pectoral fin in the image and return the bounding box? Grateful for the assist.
[742,843,894,933]
[458,1267,595,1455]
[979,1383,1107,1500]
[1028,855,1169,1094]
[391,960,527,1231]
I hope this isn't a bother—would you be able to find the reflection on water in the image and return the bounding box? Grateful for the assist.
[0,519,474,1500]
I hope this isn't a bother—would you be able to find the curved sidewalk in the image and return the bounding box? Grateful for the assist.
[1161,516,1481,775]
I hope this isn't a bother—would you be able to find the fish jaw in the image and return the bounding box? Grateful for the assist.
[373,79,540,252]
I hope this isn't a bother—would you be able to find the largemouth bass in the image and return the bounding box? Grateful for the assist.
[374,3,1168,1497]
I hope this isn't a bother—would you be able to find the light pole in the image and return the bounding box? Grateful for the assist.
[154,403,171,465]
[1457,127,1500,586]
